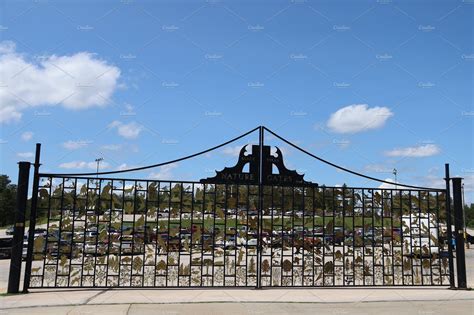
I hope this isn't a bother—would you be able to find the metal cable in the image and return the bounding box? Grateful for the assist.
[264,126,444,191]
[42,126,260,177]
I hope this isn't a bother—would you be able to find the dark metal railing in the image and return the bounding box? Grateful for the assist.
[22,176,450,288]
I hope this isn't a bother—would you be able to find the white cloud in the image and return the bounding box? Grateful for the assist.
[109,121,143,139]
[149,163,178,180]
[222,144,250,157]
[17,152,34,158]
[101,144,122,151]
[378,178,401,189]
[0,41,120,123]
[62,140,92,150]
[222,144,289,158]
[116,163,141,171]
[365,164,393,173]
[327,104,393,134]
[385,144,440,157]
[21,131,33,141]
[117,163,130,171]
[59,160,110,169]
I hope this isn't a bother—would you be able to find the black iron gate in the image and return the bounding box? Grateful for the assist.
[8,126,467,291]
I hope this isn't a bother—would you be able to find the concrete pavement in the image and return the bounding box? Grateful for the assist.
[1,231,473,314]
[1,287,473,313]
[2,300,474,315]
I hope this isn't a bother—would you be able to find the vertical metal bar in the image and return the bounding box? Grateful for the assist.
[41,177,53,287]
[81,178,90,287]
[352,189,356,286]
[291,186,295,286]
[380,189,385,285]
[371,189,375,285]
[400,190,406,286]
[211,185,217,286]
[408,191,414,285]
[8,161,31,293]
[154,181,161,287]
[322,187,326,286]
[417,190,423,286]
[444,164,455,288]
[223,184,228,286]
[200,184,206,287]
[67,177,78,287]
[426,191,433,285]
[280,186,288,286]
[142,181,150,287]
[245,184,250,286]
[177,182,183,287]
[452,177,467,289]
[435,192,442,285]
[165,181,172,286]
[362,189,366,286]
[270,185,275,286]
[189,182,194,287]
[256,126,264,289]
[23,143,41,292]
[234,184,239,286]
[332,187,335,286]
[104,179,113,287]
[118,180,125,287]
[390,190,395,285]
[301,186,306,287]
[91,178,100,286]
[342,186,346,286]
[312,187,316,286]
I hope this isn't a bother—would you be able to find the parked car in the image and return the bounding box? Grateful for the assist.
[34,228,48,238]
[22,235,28,259]
[83,242,119,256]
[0,237,12,259]
[47,240,78,258]
[119,235,145,255]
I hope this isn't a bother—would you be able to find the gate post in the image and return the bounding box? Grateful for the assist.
[452,177,467,289]
[444,164,455,288]
[23,143,41,293]
[7,161,31,294]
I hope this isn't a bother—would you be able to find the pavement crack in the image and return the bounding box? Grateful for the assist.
[84,289,110,305]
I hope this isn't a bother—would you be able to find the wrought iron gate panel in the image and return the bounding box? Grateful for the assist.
[28,175,449,288]
[29,176,264,288]
[259,186,450,287]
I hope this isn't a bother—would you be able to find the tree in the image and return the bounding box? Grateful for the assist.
[0,175,17,227]
[465,203,474,228]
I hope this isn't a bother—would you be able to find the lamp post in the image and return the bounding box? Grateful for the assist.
[393,168,398,189]
[95,157,103,178]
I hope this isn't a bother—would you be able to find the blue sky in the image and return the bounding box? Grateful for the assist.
[0,0,473,202]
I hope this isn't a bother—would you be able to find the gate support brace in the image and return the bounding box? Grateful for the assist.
[7,161,30,294]
[452,177,467,289]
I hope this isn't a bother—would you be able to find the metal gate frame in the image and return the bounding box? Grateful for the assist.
[7,126,468,292]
